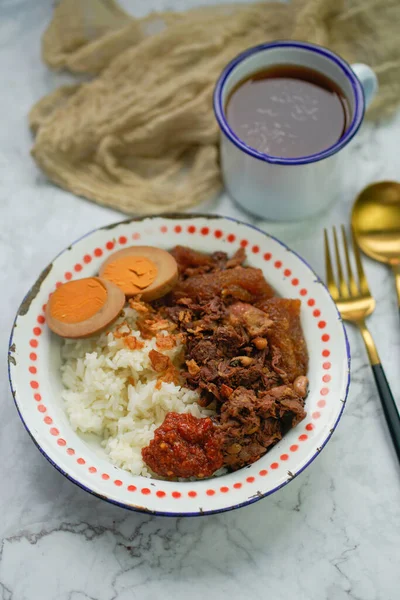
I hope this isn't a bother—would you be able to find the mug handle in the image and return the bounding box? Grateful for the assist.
[351,63,378,108]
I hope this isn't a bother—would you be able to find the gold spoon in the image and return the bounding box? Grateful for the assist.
[352,181,400,311]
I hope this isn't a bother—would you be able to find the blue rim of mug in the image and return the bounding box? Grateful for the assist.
[213,40,365,166]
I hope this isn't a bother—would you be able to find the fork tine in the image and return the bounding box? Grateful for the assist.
[341,225,359,297]
[324,229,339,301]
[333,226,349,298]
[351,225,370,295]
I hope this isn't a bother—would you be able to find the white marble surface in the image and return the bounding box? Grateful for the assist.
[1,1,400,599]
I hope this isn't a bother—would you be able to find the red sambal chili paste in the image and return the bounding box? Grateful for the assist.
[142,413,224,479]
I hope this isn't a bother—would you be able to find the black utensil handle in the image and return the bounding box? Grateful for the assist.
[372,363,400,462]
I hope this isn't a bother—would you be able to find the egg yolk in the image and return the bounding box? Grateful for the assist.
[101,256,158,296]
[49,278,108,323]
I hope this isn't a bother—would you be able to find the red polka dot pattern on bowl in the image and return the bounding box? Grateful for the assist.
[12,220,341,505]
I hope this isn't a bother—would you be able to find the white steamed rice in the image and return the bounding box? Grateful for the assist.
[61,306,214,477]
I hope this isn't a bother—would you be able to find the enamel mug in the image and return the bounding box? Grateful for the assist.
[214,41,378,221]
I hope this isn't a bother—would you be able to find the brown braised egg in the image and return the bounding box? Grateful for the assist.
[46,277,125,338]
[99,246,178,301]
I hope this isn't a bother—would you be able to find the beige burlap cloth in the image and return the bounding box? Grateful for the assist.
[30,0,400,215]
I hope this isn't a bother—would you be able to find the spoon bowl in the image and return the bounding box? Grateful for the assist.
[352,181,400,264]
[352,181,400,307]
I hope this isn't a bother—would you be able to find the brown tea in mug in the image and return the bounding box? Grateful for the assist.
[225,64,351,158]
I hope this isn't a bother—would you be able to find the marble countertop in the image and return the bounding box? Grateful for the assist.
[1,1,400,599]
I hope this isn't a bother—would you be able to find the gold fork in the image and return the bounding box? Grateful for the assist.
[324,225,400,463]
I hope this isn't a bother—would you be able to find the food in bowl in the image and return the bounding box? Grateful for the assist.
[57,244,309,480]
[9,215,350,516]
[99,245,178,300]
[46,277,125,338]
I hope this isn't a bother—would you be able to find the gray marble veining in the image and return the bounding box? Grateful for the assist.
[1,2,400,599]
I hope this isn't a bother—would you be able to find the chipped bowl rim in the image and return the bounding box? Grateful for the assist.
[8,214,350,517]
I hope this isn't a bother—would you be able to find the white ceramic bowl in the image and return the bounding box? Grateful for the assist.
[8,215,350,516]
